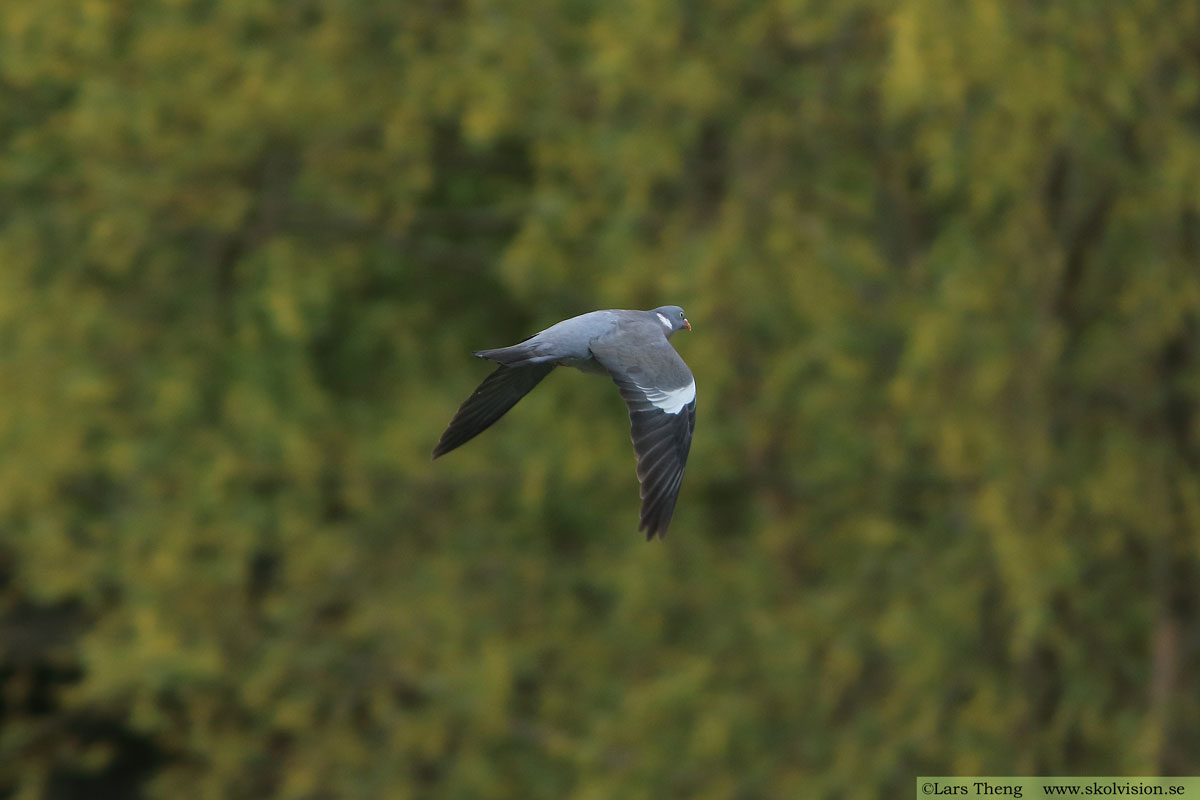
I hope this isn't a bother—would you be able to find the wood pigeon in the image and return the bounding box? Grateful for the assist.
[434,306,696,539]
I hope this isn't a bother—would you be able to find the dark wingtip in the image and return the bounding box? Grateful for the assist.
[639,521,667,541]
[431,437,453,460]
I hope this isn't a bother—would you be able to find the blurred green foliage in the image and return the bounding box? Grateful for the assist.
[2,0,1199,797]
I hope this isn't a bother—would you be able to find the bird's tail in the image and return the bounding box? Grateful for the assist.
[472,341,552,367]
[432,364,555,458]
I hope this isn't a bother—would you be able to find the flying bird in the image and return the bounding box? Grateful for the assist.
[433,306,696,539]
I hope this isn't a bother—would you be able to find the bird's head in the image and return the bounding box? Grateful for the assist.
[652,305,691,337]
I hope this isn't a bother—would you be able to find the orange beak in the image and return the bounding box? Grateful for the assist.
[684,319,692,331]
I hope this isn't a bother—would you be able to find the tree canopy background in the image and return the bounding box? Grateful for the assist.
[2,1,1198,797]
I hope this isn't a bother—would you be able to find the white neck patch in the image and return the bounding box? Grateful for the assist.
[656,312,673,330]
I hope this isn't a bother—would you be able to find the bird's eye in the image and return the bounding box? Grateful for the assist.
[679,312,685,319]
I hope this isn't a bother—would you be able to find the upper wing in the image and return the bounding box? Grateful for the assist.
[432,364,555,458]
[591,335,696,539]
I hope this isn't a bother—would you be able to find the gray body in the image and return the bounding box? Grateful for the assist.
[482,309,623,372]
[434,306,696,539]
